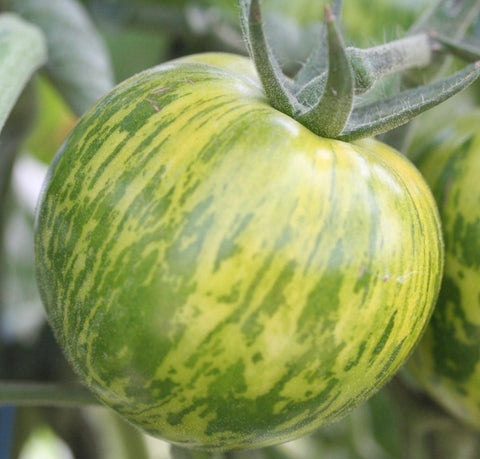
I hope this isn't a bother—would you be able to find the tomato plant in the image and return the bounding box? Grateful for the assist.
[3,0,480,457]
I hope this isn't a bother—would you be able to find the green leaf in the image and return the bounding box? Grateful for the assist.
[0,13,46,136]
[9,0,114,116]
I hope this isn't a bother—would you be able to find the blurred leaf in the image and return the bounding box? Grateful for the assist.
[0,81,43,350]
[368,389,403,458]
[0,13,46,136]
[110,413,150,459]
[0,83,38,197]
[9,0,114,116]
[23,78,76,164]
[342,0,429,46]
[18,425,73,459]
[81,407,161,459]
[170,445,226,459]
[1,206,44,343]
[101,25,170,82]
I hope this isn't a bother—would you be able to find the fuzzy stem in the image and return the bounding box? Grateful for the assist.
[349,34,432,94]
[0,382,99,407]
[296,33,435,102]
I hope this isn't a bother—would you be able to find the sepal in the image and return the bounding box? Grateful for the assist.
[297,6,354,138]
[429,31,480,63]
[240,0,299,116]
[340,61,480,140]
[294,0,343,87]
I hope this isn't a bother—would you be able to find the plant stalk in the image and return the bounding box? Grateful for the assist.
[0,382,99,407]
[349,34,432,94]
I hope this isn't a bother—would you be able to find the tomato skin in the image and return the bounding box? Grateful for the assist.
[35,53,443,450]
[408,111,480,429]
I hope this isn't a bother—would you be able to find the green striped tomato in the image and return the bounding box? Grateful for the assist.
[34,53,443,450]
[408,111,480,429]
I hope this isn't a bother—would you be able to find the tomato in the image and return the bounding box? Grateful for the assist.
[34,53,443,450]
[408,110,480,429]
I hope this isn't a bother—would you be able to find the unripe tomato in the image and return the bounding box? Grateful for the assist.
[408,111,480,429]
[35,53,443,450]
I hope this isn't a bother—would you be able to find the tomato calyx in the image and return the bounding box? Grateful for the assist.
[240,0,480,141]
[429,30,480,64]
[405,0,480,86]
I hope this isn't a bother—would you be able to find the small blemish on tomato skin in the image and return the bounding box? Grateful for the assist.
[442,176,453,210]
[145,98,161,112]
[151,86,172,94]
[395,271,418,284]
[358,264,366,279]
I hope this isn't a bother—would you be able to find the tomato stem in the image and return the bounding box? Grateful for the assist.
[240,0,480,140]
[0,381,98,407]
[348,34,432,95]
